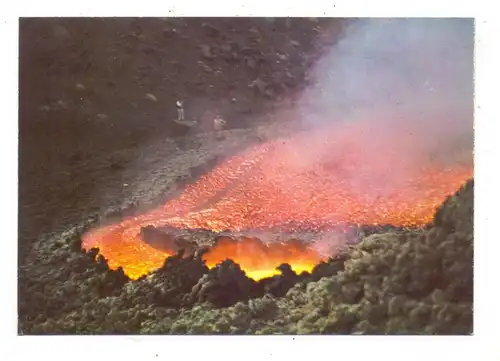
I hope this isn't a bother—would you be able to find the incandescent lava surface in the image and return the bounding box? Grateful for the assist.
[82,120,473,280]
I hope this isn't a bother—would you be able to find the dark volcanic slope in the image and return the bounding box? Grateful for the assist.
[19,18,346,260]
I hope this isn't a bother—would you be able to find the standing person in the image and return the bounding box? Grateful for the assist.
[176,100,185,121]
[174,100,198,129]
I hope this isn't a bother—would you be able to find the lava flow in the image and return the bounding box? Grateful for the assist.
[202,236,325,280]
[82,120,473,280]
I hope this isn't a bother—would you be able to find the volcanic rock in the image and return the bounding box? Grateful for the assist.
[433,178,473,233]
[188,259,255,308]
[102,202,139,222]
[56,99,69,109]
[155,227,220,249]
[95,261,129,298]
[199,44,215,59]
[140,226,197,256]
[96,113,109,120]
[85,247,100,261]
[140,226,176,251]
[109,160,125,171]
[144,93,157,102]
[148,251,209,308]
[245,56,257,69]
[308,254,348,282]
[262,264,300,297]
[249,78,268,96]
[219,44,232,54]
[201,22,220,38]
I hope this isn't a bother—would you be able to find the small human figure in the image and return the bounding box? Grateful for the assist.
[176,100,185,121]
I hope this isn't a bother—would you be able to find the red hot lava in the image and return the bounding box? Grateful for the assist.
[82,120,473,280]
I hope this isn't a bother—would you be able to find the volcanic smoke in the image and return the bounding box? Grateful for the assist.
[82,19,474,281]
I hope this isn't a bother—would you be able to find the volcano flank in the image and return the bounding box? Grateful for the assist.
[19,18,474,336]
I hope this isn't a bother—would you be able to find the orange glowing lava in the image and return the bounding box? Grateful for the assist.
[203,237,325,280]
[82,120,473,280]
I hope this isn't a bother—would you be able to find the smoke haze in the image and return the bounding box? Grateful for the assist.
[300,18,473,129]
[277,18,474,181]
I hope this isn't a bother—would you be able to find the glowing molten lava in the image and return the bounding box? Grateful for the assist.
[82,120,473,280]
[202,237,325,280]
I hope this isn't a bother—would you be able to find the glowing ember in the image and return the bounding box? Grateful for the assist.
[82,121,473,280]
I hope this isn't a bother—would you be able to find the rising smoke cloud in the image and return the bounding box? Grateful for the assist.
[293,18,474,166]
